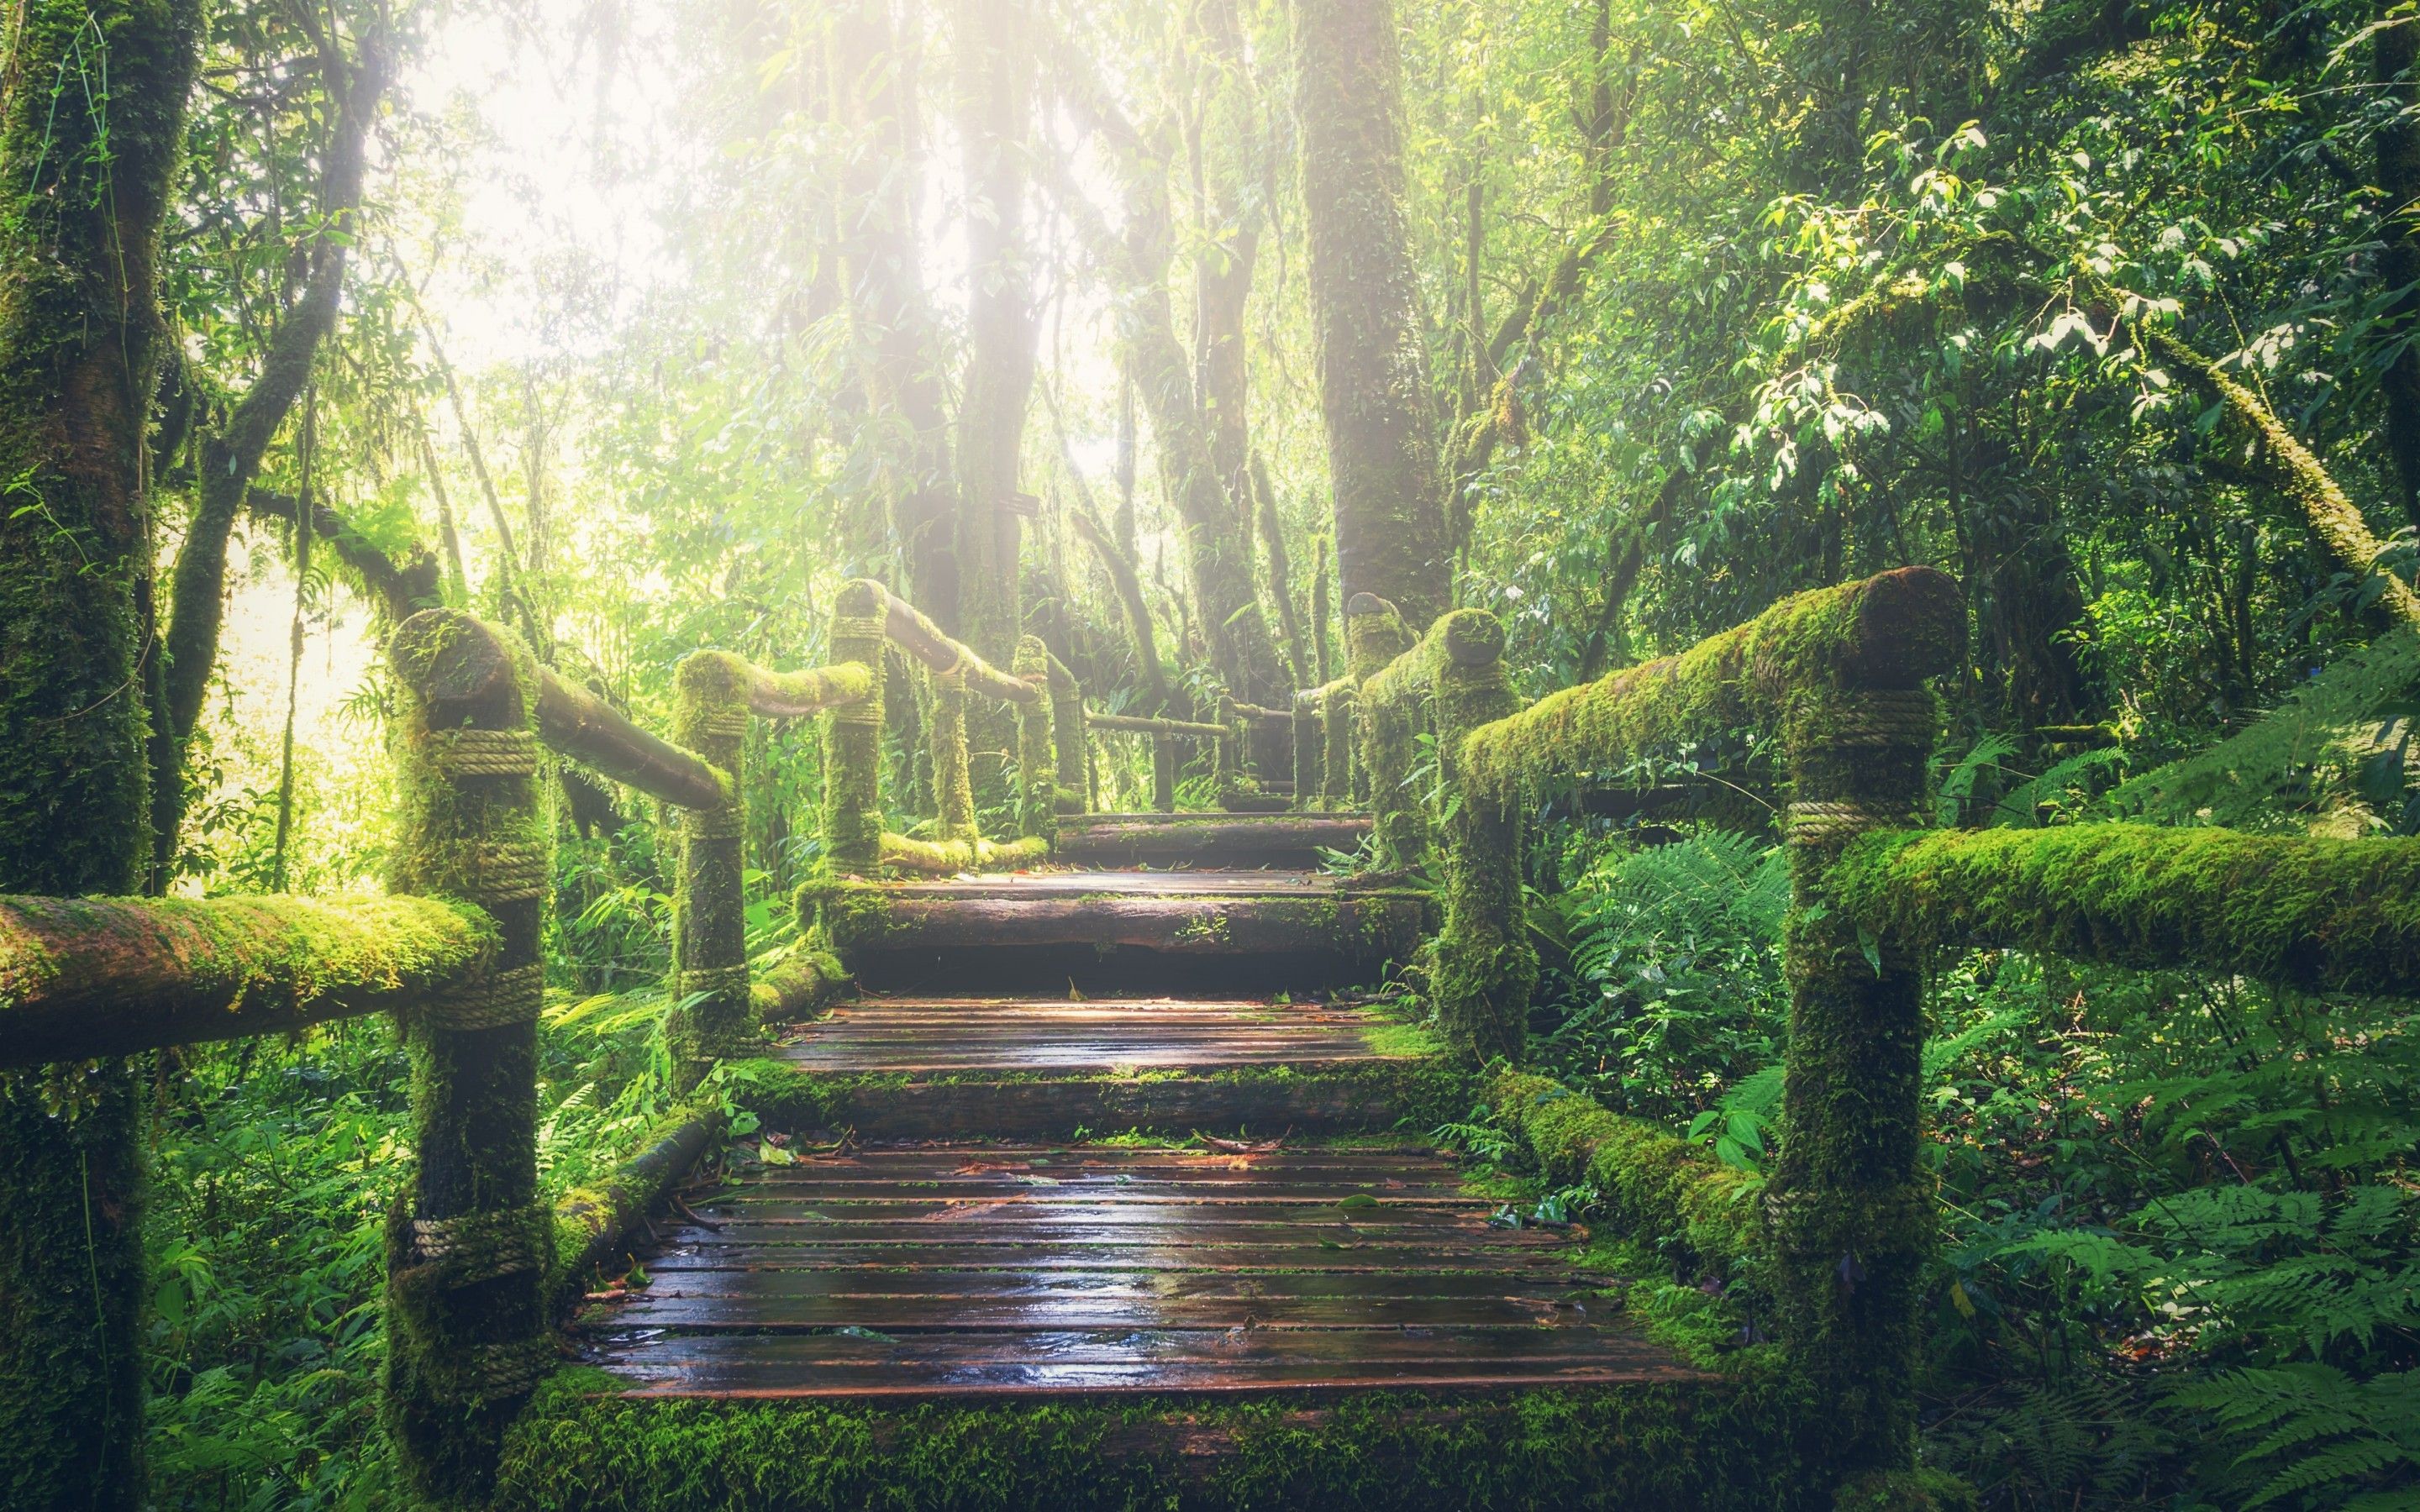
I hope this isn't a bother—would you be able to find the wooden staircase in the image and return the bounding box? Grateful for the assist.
[554,814,1734,1504]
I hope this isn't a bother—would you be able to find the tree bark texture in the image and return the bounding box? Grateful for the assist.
[834,0,960,622]
[0,0,200,1504]
[1293,0,1451,631]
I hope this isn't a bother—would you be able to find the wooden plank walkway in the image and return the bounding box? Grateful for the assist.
[771,997,1400,1073]
[576,1142,1691,1398]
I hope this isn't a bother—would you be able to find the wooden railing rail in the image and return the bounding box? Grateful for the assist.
[1365,566,1963,1494]
[0,894,494,1067]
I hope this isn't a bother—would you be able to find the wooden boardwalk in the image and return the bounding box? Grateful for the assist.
[578,1142,1689,1397]
[576,835,1693,1400]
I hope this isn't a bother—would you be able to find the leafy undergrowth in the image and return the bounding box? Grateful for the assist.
[140,974,703,1510]
[1517,824,2420,1509]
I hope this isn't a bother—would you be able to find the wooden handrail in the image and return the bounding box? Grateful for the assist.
[0,894,496,1067]
[862,579,1039,706]
[1086,711,1228,738]
[534,667,728,810]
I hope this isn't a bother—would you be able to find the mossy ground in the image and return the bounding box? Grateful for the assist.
[492,1372,1796,1512]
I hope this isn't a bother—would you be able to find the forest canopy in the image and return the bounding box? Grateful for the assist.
[1,0,2418,1504]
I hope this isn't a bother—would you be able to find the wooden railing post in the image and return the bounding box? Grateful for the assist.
[383,611,554,1499]
[1013,636,1055,838]
[822,581,887,874]
[1151,733,1176,812]
[1292,697,1323,810]
[670,653,750,1086]
[1323,684,1356,809]
[1045,653,1085,816]
[1423,611,1531,1059]
[1766,575,1960,1491]
[929,664,976,843]
[1346,592,1417,867]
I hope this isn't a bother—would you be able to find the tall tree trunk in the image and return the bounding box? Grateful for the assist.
[1292,0,1451,629]
[834,0,960,622]
[1057,61,1290,706]
[0,0,201,1504]
[953,0,1039,798]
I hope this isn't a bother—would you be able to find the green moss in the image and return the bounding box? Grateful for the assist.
[671,652,754,1087]
[1828,823,2420,995]
[1460,567,1961,806]
[1489,1072,1764,1285]
[1014,637,1059,839]
[493,1374,1797,1511]
[729,1054,1474,1140]
[819,581,889,874]
[384,611,555,1504]
[876,832,1052,876]
[751,949,850,1023]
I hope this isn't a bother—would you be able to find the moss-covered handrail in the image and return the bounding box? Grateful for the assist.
[532,665,726,811]
[0,894,497,1067]
[817,580,1054,875]
[1401,566,1962,1492]
[1085,711,1229,738]
[1828,824,2420,998]
[1461,564,1964,804]
[860,577,1039,707]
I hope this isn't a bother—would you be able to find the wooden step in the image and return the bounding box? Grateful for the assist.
[770,996,1407,1074]
[816,871,1424,995]
[576,1140,1691,1399]
[1054,813,1370,869]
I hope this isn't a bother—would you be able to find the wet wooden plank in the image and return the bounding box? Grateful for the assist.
[640,1244,1583,1274]
[680,1214,1562,1243]
[762,1074,1415,1140]
[581,1268,1608,1304]
[600,1290,1607,1331]
[879,871,1340,898]
[587,1326,1662,1369]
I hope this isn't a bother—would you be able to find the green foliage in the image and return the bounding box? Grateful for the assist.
[1545,831,1791,1121]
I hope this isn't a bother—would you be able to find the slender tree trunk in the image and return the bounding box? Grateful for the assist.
[834,0,960,622]
[2377,20,2420,530]
[151,39,386,885]
[953,0,1039,800]
[0,0,201,1504]
[1292,0,1450,629]
[1057,63,1291,706]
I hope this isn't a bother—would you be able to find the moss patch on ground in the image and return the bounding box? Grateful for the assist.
[494,1369,1797,1512]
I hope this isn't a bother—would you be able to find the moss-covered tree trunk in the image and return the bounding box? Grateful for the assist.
[1292,0,1451,631]
[0,0,200,1503]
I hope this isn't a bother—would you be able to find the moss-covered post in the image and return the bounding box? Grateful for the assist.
[1293,698,1324,810]
[1426,611,1533,1059]
[1765,575,1961,1498]
[670,653,750,1087]
[1151,734,1177,812]
[1323,685,1358,808]
[929,663,978,844]
[383,611,555,1500]
[1046,654,1086,816]
[1213,692,1239,793]
[821,580,887,874]
[1347,592,1418,866]
[1013,635,1055,838]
